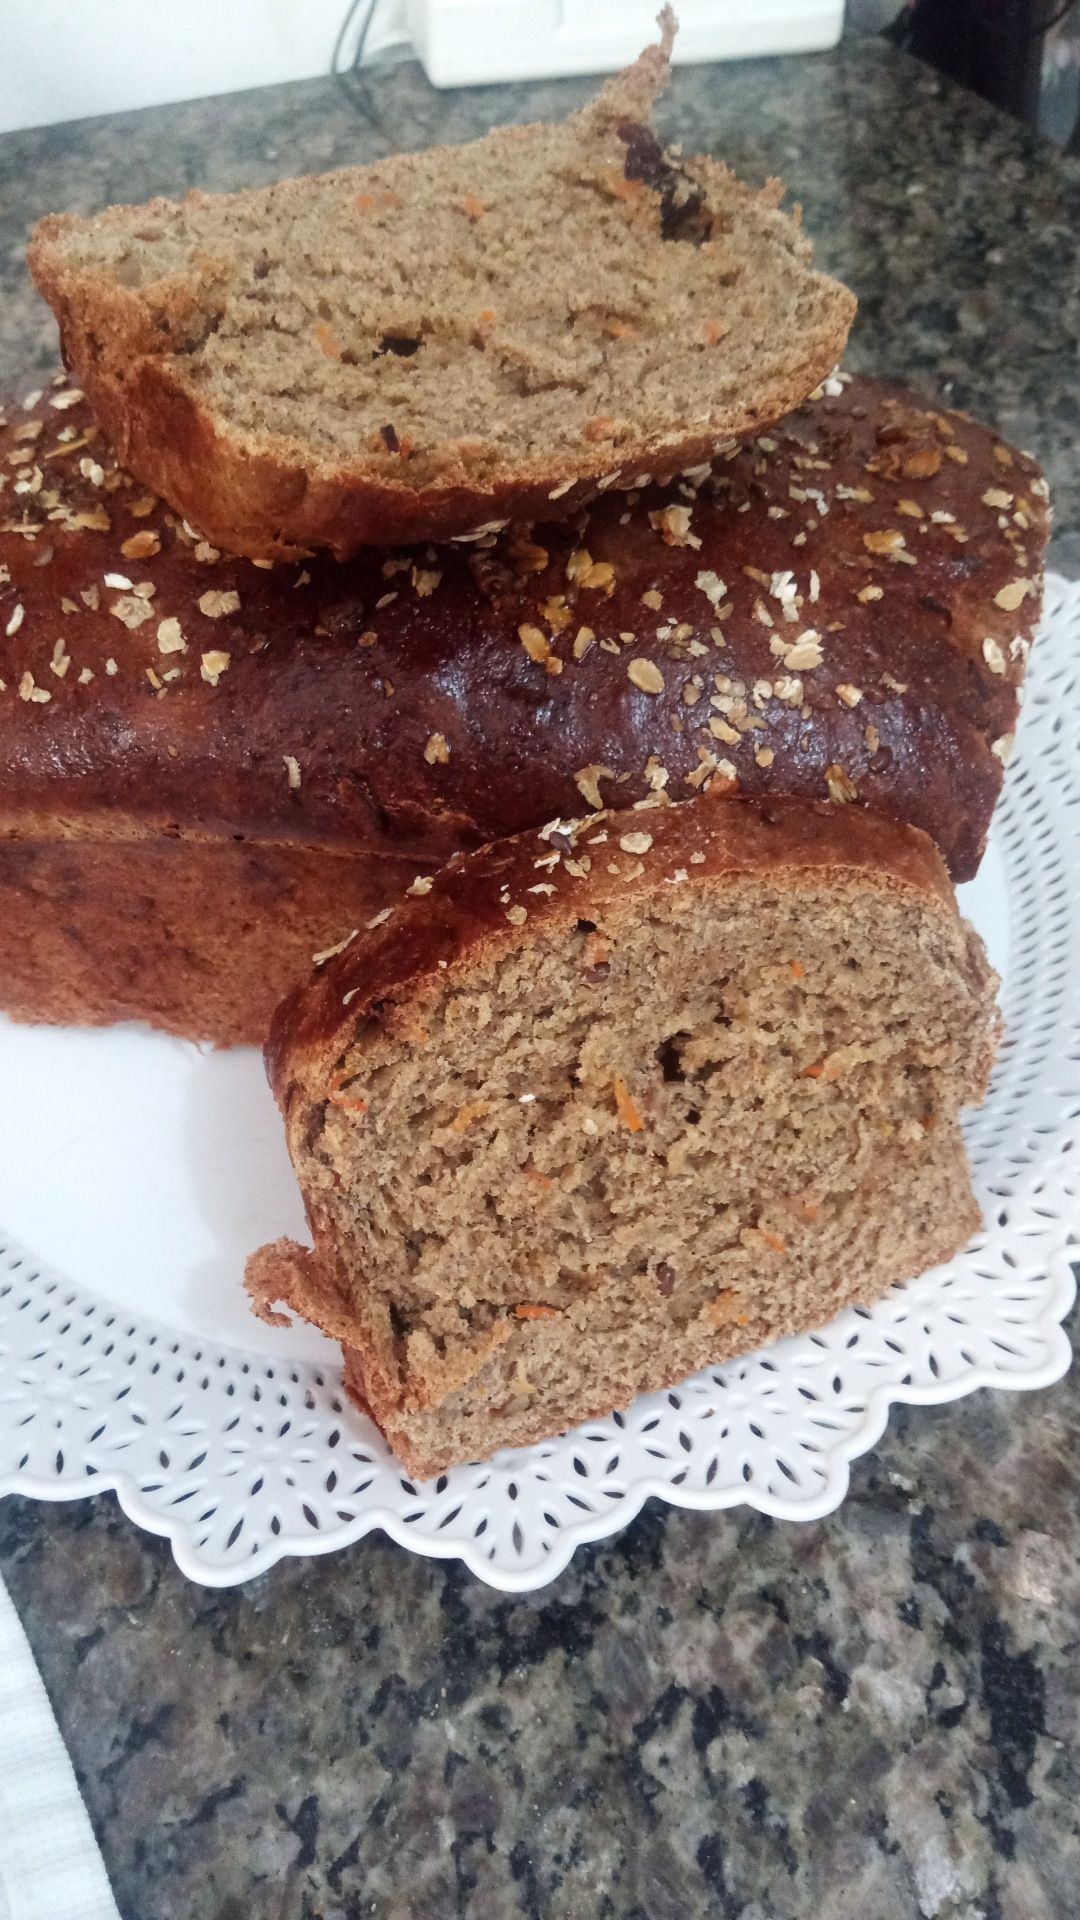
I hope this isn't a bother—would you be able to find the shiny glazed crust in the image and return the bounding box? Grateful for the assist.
[0,372,1048,904]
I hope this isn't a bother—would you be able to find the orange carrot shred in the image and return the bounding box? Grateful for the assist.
[313,321,344,361]
[802,1062,825,1079]
[515,1303,562,1321]
[356,189,401,213]
[613,1076,645,1132]
[328,1073,368,1115]
[759,1229,788,1254]
[790,960,805,979]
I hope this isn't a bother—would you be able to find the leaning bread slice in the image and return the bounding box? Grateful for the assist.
[29,11,855,561]
[247,795,999,1479]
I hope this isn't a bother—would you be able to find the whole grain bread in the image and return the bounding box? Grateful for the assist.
[28,13,855,560]
[247,794,999,1478]
[0,371,1045,1041]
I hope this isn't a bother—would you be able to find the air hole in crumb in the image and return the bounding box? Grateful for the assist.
[375,335,422,358]
[655,1034,689,1083]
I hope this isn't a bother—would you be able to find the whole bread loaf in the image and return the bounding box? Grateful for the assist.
[0,371,1046,1043]
[248,794,1000,1478]
[28,13,854,560]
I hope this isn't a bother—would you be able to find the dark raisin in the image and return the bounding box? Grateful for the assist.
[381,423,400,452]
[616,119,711,245]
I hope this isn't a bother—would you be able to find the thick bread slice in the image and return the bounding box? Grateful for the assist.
[29,11,855,560]
[247,795,999,1479]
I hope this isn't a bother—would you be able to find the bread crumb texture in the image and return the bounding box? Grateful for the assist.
[249,795,999,1477]
[28,10,855,556]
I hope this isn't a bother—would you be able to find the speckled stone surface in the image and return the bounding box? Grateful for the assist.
[1,38,1079,1920]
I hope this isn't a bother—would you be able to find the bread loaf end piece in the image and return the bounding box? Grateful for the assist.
[248,795,999,1477]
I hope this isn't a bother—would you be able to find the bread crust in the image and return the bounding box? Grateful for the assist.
[264,793,968,1110]
[0,374,1048,915]
[0,834,421,1044]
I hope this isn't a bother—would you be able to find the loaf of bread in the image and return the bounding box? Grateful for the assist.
[247,794,1000,1478]
[28,13,855,561]
[0,371,1046,1044]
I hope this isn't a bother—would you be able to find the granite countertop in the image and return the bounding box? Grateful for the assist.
[2,35,1080,1920]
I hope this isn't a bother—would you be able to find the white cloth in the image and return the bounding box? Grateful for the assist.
[0,1576,121,1920]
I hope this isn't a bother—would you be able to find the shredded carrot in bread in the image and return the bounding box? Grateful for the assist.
[355,189,401,213]
[459,193,488,219]
[600,168,649,204]
[313,321,344,361]
[790,960,805,979]
[449,1101,491,1133]
[613,1076,645,1132]
[328,1074,368,1115]
[758,1229,788,1254]
[515,1303,562,1321]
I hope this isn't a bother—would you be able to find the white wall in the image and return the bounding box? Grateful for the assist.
[0,0,408,135]
[2,0,845,135]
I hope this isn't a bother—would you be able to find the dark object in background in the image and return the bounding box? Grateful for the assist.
[887,0,1080,142]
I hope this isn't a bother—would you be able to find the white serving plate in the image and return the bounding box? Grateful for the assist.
[0,578,1076,1591]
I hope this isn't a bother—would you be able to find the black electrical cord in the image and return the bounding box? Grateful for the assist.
[331,0,409,144]
[331,0,380,80]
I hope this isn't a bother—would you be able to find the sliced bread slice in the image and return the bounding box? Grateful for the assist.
[247,795,998,1479]
[30,11,855,560]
